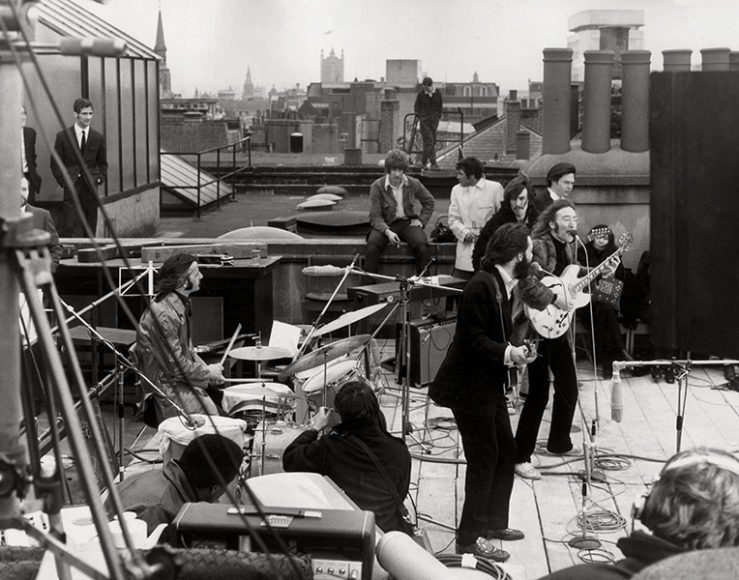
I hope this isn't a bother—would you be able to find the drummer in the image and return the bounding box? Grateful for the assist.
[134,253,225,423]
[283,380,412,534]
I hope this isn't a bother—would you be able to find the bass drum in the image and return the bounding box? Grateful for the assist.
[250,421,309,477]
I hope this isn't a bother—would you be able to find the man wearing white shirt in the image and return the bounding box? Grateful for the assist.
[448,157,504,279]
[51,97,107,237]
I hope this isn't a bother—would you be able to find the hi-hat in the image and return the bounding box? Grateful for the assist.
[311,303,387,338]
[228,346,293,361]
[278,334,371,380]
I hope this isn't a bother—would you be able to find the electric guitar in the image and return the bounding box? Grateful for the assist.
[524,232,632,339]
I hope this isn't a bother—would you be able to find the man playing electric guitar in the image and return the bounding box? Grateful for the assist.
[514,200,618,480]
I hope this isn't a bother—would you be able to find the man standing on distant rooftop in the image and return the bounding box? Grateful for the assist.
[414,77,443,169]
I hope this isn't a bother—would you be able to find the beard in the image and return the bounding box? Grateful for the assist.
[514,257,531,280]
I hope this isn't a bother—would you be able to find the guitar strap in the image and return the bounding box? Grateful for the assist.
[487,270,517,388]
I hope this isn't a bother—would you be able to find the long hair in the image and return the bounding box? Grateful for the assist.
[155,252,197,298]
[503,174,531,205]
[480,222,530,272]
[456,157,483,179]
[640,447,739,549]
[383,149,409,173]
[532,199,575,238]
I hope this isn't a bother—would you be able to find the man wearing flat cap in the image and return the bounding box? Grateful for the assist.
[533,162,576,212]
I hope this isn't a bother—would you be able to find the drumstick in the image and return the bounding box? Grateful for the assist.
[219,323,242,367]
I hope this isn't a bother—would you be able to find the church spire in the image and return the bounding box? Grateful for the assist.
[155,9,166,58]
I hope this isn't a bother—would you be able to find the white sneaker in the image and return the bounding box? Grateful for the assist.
[514,462,542,480]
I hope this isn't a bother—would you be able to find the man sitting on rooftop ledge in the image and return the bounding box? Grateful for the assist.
[363,149,435,277]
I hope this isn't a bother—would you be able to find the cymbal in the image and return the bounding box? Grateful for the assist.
[228,346,293,361]
[278,334,371,380]
[311,303,387,338]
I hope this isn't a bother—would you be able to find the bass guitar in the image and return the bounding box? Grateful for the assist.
[524,232,632,339]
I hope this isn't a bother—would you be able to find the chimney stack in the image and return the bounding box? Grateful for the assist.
[582,50,614,154]
[516,131,530,160]
[506,99,521,155]
[662,49,692,72]
[620,50,651,153]
[541,48,573,155]
[700,47,731,71]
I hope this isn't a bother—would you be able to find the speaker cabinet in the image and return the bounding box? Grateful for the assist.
[396,317,456,386]
[650,70,739,358]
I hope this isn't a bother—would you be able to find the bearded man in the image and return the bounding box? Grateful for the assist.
[430,223,543,562]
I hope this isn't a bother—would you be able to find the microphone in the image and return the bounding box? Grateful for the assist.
[376,531,451,580]
[59,37,127,57]
[611,367,623,423]
[301,265,346,277]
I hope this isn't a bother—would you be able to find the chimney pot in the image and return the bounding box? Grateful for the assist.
[621,50,651,153]
[662,49,692,72]
[700,47,731,71]
[582,50,614,154]
[541,48,573,155]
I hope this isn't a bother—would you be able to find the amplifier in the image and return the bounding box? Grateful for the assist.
[173,473,375,580]
[396,317,456,386]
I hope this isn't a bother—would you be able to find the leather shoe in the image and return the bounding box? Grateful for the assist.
[456,537,510,562]
[486,528,524,541]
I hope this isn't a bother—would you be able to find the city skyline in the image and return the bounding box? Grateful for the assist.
[86,0,739,97]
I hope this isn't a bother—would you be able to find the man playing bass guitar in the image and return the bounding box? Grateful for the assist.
[514,200,618,480]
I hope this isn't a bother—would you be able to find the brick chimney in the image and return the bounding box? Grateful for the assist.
[516,131,530,160]
[582,50,614,154]
[701,47,731,71]
[505,99,521,155]
[541,48,573,155]
[620,50,650,153]
[662,49,692,72]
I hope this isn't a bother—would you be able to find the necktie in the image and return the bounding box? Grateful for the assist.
[80,130,86,154]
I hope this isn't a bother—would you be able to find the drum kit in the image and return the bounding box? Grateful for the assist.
[219,304,383,477]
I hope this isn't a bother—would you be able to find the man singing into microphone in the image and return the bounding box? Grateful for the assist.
[134,253,225,423]
[514,200,614,480]
[430,223,539,561]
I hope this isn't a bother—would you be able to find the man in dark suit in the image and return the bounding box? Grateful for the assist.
[532,162,576,212]
[429,223,542,562]
[21,106,42,203]
[21,177,62,273]
[414,77,443,169]
[51,97,107,237]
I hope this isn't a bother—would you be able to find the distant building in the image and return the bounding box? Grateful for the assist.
[386,59,421,88]
[242,67,254,98]
[568,10,645,81]
[218,86,238,100]
[154,9,173,98]
[321,48,345,84]
[442,72,499,123]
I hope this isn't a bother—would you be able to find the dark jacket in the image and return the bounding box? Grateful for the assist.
[471,204,539,272]
[23,126,42,198]
[282,422,411,533]
[107,460,198,536]
[532,187,557,213]
[51,126,107,196]
[414,88,442,123]
[538,531,687,579]
[25,204,63,272]
[368,175,435,233]
[429,268,513,415]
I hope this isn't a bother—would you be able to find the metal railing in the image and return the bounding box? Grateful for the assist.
[161,135,252,218]
[401,109,466,164]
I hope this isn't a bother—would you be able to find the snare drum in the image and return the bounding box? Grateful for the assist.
[250,421,310,477]
[158,414,247,465]
[221,382,296,429]
[301,359,363,409]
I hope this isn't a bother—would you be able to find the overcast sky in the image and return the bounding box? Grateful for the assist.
[85,0,739,97]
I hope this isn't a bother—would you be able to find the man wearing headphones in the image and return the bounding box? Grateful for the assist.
[538,447,739,579]
[134,253,225,422]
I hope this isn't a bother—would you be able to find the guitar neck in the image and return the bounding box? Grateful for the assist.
[572,246,624,294]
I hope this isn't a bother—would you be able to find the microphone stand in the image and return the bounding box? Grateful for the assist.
[345,260,460,448]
